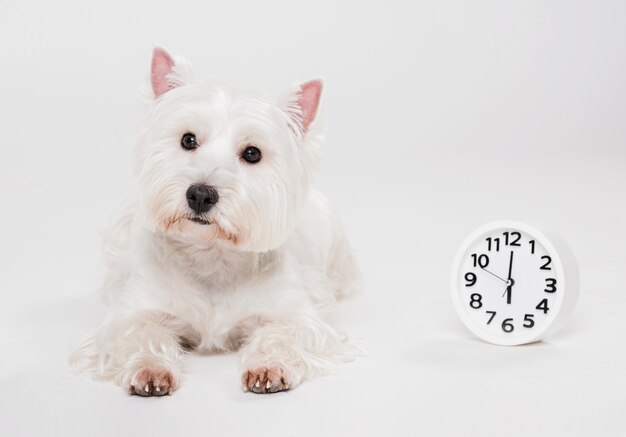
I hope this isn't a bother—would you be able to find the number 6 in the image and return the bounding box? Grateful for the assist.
[502,318,514,333]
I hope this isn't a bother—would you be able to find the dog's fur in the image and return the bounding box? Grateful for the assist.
[69,48,360,395]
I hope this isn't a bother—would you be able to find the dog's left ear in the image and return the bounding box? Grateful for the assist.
[150,47,196,98]
[296,79,323,133]
[281,79,323,136]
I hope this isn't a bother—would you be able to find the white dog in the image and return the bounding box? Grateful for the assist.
[69,48,360,396]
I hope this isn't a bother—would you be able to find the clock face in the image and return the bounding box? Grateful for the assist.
[452,223,566,345]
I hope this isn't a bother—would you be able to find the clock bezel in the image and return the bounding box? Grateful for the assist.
[450,220,578,346]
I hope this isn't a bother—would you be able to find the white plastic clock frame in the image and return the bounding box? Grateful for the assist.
[450,220,580,346]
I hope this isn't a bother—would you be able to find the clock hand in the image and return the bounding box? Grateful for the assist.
[501,280,515,298]
[502,250,514,304]
[480,267,508,284]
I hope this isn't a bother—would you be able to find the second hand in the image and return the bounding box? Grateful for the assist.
[481,267,508,284]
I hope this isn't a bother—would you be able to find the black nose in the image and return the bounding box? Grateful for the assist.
[186,184,219,214]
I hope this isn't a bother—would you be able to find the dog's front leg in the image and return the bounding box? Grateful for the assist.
[240,313,357,394]
[70,309,190,397]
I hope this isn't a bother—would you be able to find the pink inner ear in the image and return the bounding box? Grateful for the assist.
[298,79,323,133]
[151,48,176,97]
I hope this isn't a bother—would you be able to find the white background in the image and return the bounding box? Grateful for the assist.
[1,1,625,436]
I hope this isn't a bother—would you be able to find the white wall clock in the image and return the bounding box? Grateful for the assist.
[450,221,579,346]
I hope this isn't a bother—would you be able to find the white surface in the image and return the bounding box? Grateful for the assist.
[1,1,625,436]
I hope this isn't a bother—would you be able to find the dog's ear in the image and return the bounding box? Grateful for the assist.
[280,79,323,136]
[151,47,176,97]
[296,79,323,133]
[150,47,196,98]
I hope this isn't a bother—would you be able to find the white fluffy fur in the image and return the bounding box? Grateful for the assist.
[69,49,360,395]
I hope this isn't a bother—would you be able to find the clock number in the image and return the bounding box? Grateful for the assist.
[486,237,500,252]
[469,293,483,309]
[523,314,535,328]
[544,278,557,293]
[540,256,552,270]
[464,272,477,287]
[471,254,489,268]
[486,311,496,324]
[529,239,536,255]
[536,298,550,313]
[501,318,514,333]
[503,231,521,247]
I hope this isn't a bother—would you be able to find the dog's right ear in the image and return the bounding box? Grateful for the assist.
[150,47,196,98]
[151,47,176,97]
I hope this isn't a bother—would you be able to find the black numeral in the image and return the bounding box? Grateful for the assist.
[529,240,536,254]
[544,278,557,293]
[502,318,514,333]
[470,293,483,309]
[540,256,552,270]
[486,237,500,252]
[471,254,489,268]
[536,298,549,313]
[523,314,535,328]
[503,231,521,247]
[465,272,476,287]
[486,311,496,324]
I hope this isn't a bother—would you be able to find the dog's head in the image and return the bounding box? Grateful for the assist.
[135,48,324,252]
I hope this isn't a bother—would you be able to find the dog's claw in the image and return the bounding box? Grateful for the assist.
[130,368,175,398]
[243,367,290,394]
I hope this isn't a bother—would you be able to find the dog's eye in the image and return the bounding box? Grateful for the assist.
[241,146,262,164]
[181,133,198,151]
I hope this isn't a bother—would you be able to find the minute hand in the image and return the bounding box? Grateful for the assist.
[502,251,514,304]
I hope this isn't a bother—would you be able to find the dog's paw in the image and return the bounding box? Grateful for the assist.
[242,366,290,394]
[129,368,176,397]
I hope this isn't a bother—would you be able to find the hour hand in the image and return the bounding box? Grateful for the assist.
[502,280,514,303]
